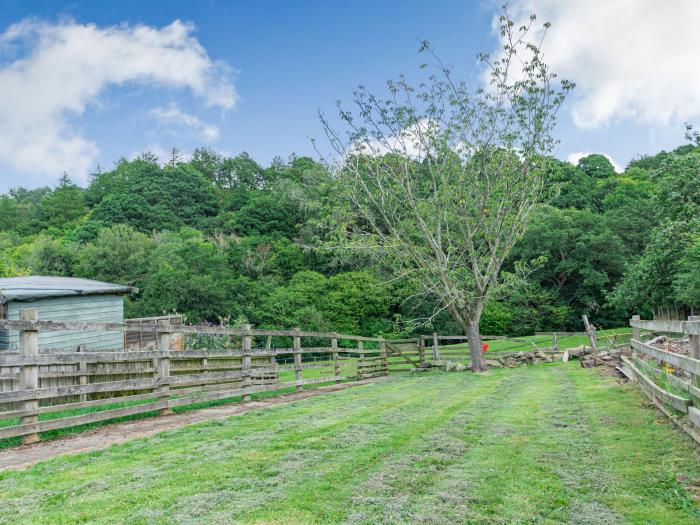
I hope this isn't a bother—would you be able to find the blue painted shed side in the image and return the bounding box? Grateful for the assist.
[0,294,124,351]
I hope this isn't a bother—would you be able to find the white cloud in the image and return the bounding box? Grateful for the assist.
[149,103,220,142]
[566,151,622,173]
[0,19,235,183]
[348,118,440,159]
[490,1,700,129]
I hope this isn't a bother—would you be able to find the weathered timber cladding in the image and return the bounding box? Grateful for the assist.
[1,295,124,351]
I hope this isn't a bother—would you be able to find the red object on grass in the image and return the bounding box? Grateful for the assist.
[482,342,489,353]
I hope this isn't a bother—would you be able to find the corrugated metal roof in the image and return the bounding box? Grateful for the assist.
[0,276,134,303]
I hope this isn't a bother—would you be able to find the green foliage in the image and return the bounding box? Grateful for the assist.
[675,236,700,308]
[610,221,697,314]
[653,151,700,221]
[80,159,219,237]
[34,175,87,231]
[192,149,265,190]
[479,302,513,335]
[577,153,616,179]
[0,197,30,233]
[325,271,391,335]
[74,224,153,286]
[608,149,700,315]
[602,175,655,254]
[547,159,596,209]
[254,270,391,335]
[0,132,696,335]
[20,235,75,276]
[233,189,303,237]
[513,206,626,325]
[0,233,29,277]
[129,229,234,322]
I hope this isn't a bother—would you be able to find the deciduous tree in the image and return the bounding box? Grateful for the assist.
[319,9,572,370]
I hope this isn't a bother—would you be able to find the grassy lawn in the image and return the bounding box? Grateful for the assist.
[1,363,699,524]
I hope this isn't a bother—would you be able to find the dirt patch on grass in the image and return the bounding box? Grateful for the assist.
[0,379,382,472]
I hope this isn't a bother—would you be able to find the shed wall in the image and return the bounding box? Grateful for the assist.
[0,294,124,351]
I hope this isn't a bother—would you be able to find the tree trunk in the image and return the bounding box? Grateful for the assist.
[466,319,485,372]
[447,300,486,372]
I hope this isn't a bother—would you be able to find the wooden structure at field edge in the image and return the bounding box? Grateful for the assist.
[0,313,394,444]
[619,315,700,444]
[0,314,580,444]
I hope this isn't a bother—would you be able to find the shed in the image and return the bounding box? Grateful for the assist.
[0,276,133,351]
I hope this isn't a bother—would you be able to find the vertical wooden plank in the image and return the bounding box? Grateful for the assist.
[332,333,340,383]
[379,337,388,376]
[688,316,700,405]
[293,328,302,391]
[631,314,641,343]
[553,332,558,352]
[582,315,598,353]
[242,324,253,401]
[357,340,365,380]
[432,332,439,361]
[419,338,425,366]
[201,356,208,392]
[19,309,39,445]
[155,324,172,416]
[77,345,87,403]
[138,320,144,349]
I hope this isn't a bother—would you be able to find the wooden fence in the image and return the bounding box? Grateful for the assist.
[619,315,700,443]
[0,311,389,444]
[0,311,581,445]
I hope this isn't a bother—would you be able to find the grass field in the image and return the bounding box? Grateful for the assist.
[1,363,699,524]
[455,328,633,355]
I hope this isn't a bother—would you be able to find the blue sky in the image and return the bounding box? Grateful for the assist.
[0,0,696,191]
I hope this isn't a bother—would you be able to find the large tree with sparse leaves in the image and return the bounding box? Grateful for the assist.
[318,8,572,370]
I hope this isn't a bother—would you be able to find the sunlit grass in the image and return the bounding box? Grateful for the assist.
[1,363,698,524]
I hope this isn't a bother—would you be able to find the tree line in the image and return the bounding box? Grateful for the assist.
[0,143,697,337]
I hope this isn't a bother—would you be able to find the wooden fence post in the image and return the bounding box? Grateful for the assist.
[582,315,598,353]
[242,324,253,401]
[631,314,641,343]
[293,328,302,391]
[552,332,558,352]
[419,337,425,366]
[432,332,439,361]
[332,333,340,383]
[77,345,87,403]
[379,337,388,376]
[688,316,700,403]
[155,323,172,416]
[357,340,364,380]
[19,309,39,445]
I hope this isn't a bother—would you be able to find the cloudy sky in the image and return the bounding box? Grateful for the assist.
[0,0,697,191]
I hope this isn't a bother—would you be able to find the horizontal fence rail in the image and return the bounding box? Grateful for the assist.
[620,314,700,443]
[0,319,384,342]
[0,315,581,445]
[0,313,394,444]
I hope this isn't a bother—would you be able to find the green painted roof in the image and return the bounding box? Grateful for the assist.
[0,276,134,303]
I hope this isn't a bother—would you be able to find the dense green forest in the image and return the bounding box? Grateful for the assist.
[0,144,698,336]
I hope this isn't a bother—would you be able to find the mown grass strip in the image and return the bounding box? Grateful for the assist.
[0,364,698,525]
